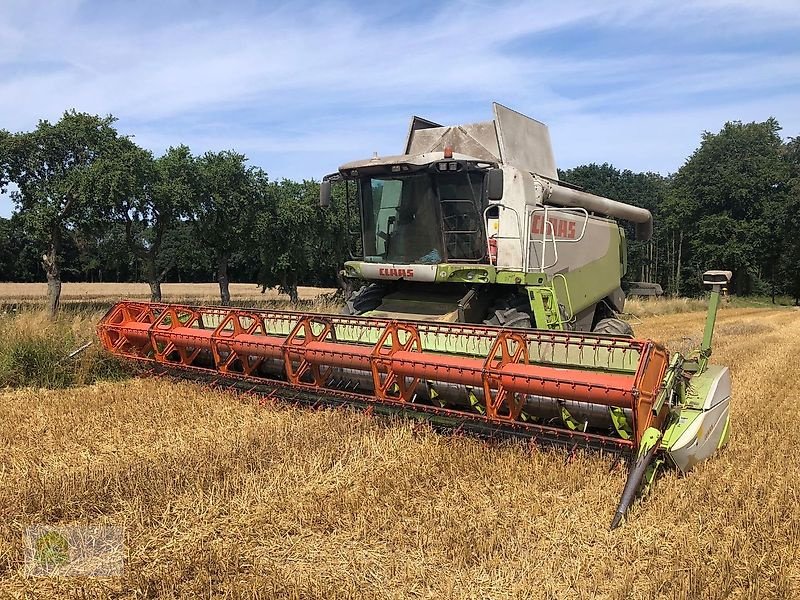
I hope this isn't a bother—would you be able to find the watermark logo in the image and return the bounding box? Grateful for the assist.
[24,525,124,577]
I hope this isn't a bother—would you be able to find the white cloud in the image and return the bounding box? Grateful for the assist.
[0,0,797,197]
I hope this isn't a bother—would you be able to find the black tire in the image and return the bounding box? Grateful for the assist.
[593,317,634,337]
[341,284,385,316]
[483,306,532,329]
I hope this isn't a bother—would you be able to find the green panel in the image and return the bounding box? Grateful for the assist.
[435,264,496,284]
[718,415,731,449]
[660,365,727,450]
[343,262,364,278]
[638,427,663,458]
[699,289,722,372]
[495,270,528,285]
[526,285,564,331]
[548,250,622,317]
[609,407,633,439]
[251,311,644,374]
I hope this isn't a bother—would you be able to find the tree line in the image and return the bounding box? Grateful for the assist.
[0,112,349,314]
[561,117,800,302]
[1,110,798,315]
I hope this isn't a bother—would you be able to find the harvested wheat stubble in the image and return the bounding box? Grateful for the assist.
[0,308,798,599]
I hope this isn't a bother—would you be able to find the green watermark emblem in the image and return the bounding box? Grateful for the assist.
[24,525,124,577]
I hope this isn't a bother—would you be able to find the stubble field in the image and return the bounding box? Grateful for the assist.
[0,284,798,598]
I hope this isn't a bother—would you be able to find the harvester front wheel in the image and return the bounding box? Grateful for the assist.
[483,307,532,329]
[593,317,634,337]
[341,284,385,316]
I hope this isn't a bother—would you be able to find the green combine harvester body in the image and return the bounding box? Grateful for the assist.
[97,104,733,529]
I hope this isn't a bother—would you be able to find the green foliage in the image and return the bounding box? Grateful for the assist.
[251,178,352,301]
[98,141,200,299]
[0,311,128,388]
[2,112,123,243]
[161,222,215,282]
[191,151,262,302]
[0,215,41,281]
[563,120,797,301]
[193,151,258,257]
[0,112,127,312]
[781,137,800,303]
[673,119,789,295]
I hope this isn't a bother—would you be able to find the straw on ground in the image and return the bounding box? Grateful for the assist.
[0,292,797,598]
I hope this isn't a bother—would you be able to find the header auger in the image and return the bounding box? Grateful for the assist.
[98,271,732,528]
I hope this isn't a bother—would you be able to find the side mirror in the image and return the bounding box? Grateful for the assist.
[487,168,504,201]
[319,180,332,208]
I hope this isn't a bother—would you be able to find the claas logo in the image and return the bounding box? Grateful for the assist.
[531,215,577,239]
[379,267,415,278]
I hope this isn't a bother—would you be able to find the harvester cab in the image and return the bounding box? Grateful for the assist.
[321,103,653,334]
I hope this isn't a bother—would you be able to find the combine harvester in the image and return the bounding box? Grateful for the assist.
[98,104,732,528]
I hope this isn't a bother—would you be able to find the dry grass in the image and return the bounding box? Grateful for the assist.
[624,295,713,317]
[0,306,799,598]
[0,311,126,388]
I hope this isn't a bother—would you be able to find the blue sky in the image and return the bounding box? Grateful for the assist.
[1,0,799,217]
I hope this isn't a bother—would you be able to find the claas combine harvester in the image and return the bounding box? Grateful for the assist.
[98,104,732,527]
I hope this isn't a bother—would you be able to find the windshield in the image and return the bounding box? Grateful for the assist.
[360,171,486,264]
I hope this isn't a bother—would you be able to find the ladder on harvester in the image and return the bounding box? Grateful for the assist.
[525,206,587,330]
[481,204,587,331]
[527,279,569,330]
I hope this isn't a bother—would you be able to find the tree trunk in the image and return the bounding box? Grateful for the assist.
[46,273,61,317]
[42,231,62,318]
[770,263,776,304]
[653,241,659,284]
[280,272,299,304]
[149,279,162,302]
[145,257,163,302]
[217,254,231,306]
[675,230,683,296]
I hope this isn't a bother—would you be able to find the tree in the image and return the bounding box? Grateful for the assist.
[100,141,198,301]
[193,151,259,305]
[72,222,131,283]
[782,136,800,304]
[0,129,9,189]
[0,215,41,282]
[254,179,349,302]
[673,119,788,295]
[0,112,122,315]
[161,222,214,283]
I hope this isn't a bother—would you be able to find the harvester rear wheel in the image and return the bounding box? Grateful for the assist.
[593,317,634,337]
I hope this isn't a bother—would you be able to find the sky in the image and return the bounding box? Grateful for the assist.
[1,0,799,217]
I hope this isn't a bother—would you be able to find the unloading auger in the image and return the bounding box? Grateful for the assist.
[97,271,732,528]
